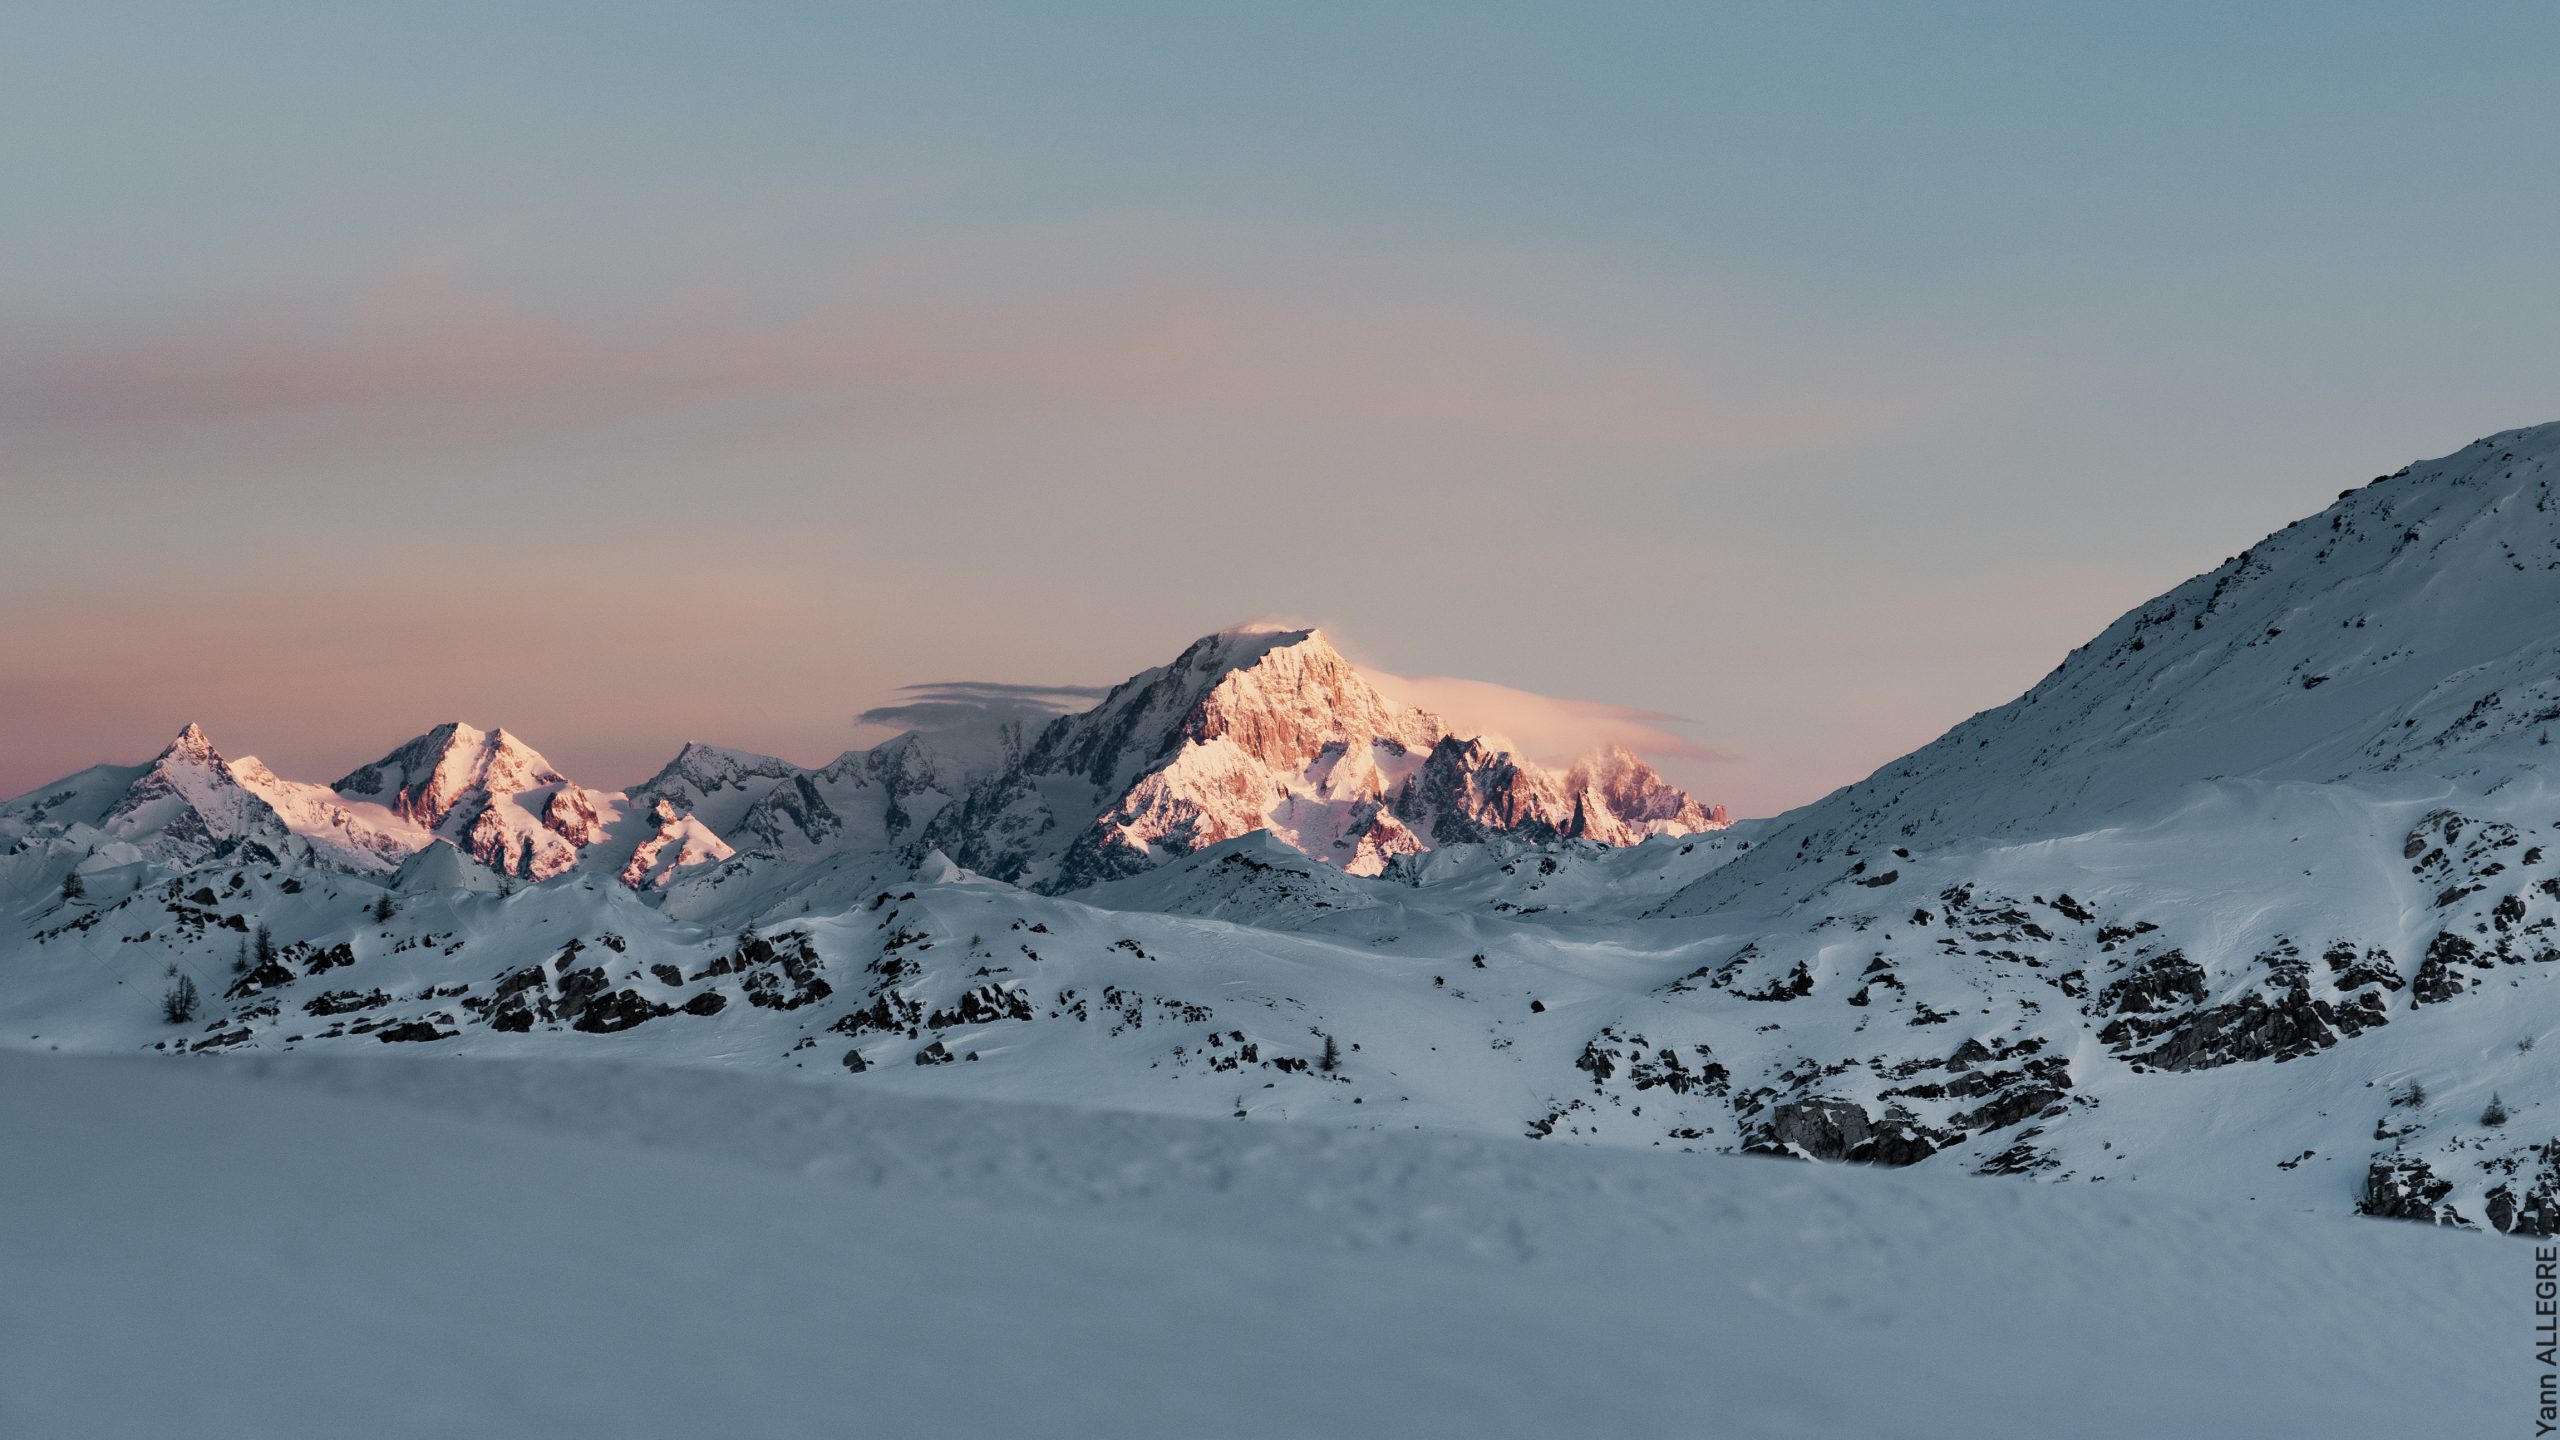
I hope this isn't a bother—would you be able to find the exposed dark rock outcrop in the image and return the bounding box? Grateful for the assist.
[2358,1155,2467,1226]
[2103,986,2389,1071]
[2486,1140,2560,1237]
[573,989,673,1034]
[1748,1098,1944,1166]
[2410,932,2479,1005]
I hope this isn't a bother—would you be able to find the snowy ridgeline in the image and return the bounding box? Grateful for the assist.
[0,627,1724,894]
[13,768,2560,1236]
[0,1052,2505,1439]
[13,424,2560,1249]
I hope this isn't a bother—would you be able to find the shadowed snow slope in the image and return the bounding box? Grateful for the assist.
[0,1053,2501,1440]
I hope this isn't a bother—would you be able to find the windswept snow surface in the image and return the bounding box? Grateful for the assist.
[0,1052,2501,1439]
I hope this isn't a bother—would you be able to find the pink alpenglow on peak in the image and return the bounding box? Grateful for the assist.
[332,723,598,881]
[922,627,1729,889]
[333,723,569,831]
[225,754,432,874]
[93,723,294,862]
[0,631,1727,895]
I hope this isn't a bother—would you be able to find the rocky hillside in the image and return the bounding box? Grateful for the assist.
[1640,419,2560,1229]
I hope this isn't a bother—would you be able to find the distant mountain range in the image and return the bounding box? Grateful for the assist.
[1,627,1724,894]
[10,422,2560,1238]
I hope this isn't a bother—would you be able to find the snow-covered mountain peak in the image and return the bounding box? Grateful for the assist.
[325,723,598,881]
[921,626,1724,888]
[89,723,291,861]
[18,420,2560,1271]
[5,632,1717,897]
[161,722,217,764]
[632,743,799,807]
[1559,743,1724,839]
[1203,619,1329,660]
[333,722,568,830]
[130,722,238,793]
[1179,626,1448,769]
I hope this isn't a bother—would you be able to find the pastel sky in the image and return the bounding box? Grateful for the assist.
[5,3,2558,817]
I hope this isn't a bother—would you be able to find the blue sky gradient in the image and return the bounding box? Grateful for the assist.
[5,3,2556,813]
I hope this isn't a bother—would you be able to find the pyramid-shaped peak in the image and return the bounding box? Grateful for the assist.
[1182,628,1385,705]
[333,721,567,829]
[926,624,1730,887]
[94,721,286,856]
[161,722,220,762]
[1191,626,1398,698]
[1166,628,1445,773]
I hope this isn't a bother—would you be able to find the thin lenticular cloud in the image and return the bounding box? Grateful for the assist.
[1355,668,1734,772]
[855,681,1111,737]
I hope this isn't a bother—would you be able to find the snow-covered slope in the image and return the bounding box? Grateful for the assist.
[0,1051,2500,1440]
[0,759,149,834]
[1616,420,2560,1226]
[227,755,431,874]
[1677,421,2560,898]
[721,731,977,860]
